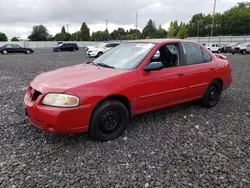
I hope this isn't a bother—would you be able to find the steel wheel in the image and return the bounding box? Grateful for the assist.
[99,110,120,133]
[200,80,222,108]
[89,100,129,141]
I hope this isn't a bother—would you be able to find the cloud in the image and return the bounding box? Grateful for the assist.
[0,0,239,38]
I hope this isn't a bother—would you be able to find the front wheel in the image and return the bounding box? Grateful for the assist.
[200,80,222,108]
[242,50,246,55]
[26,50,31,54]
[218,49,221,53]
[88,100,129,141]
[97,52,103,57]
[2,50,8,55]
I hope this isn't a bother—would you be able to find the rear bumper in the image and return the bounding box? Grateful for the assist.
[24,93,95,134]
[223,75,232,90]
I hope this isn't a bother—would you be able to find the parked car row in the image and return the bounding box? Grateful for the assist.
[203,42,250,55]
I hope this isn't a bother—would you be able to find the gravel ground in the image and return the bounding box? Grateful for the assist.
[0,49,249,188]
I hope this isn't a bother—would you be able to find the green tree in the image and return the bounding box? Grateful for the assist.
[54,33,66,41]
[153,25,167,38]
[80,22,91,41]
[177,24,188,38]
[70,31,82,41]
[0,32,8,41]
[142,19,157,38]
[167,21,175,37]
[61,26,66,34]
[11,37,19,41]
[28,25,50,41]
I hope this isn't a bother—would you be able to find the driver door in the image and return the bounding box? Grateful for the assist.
[12,44,23,53]
[136,43,187,113]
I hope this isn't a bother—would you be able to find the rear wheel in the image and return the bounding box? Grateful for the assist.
[26,50,31,54]
[242,50,246,55]
[200,80,222,108]
[218,49,221,53]
[2,50,8,55]
[88,100,129,141]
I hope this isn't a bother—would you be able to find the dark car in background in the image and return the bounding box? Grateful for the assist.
[53,42,79,52]
[222,42,241,53]
[0,44,34,55]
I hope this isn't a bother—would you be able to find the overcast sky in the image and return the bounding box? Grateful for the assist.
[0,0,240,39]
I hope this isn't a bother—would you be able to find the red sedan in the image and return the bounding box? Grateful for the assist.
[24,39,232,141]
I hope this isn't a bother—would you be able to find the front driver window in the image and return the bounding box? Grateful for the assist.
[150,44,179,68]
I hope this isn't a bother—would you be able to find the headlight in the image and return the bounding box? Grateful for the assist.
[42,93,80,107]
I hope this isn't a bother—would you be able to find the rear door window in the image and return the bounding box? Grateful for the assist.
[182,42,204,65]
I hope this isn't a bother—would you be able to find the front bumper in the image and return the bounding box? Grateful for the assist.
[87,51,99,57]
[23,88,95,134]
[232,48,245,53]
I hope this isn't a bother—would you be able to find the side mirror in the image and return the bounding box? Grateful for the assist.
[144,62,164,72]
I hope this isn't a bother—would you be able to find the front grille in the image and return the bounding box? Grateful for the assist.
[235,47,240,50]
[27,87,41,101]
[31,90,41,101]
[28,116,44,129]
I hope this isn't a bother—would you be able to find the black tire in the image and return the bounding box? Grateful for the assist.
[2,50,8,55]
[88,100,129,141]
[25,50,31,54]
[242,50,246,55]
[218,49,221,53]
[200,80,222,108]
[97,52,103,57]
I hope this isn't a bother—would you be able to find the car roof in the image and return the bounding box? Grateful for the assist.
[124,39,195,45]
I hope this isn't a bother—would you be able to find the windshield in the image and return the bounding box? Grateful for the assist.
[229,42,239,46]
[237,43,247,47]
[96,43,106,48]
[92,43,155,70]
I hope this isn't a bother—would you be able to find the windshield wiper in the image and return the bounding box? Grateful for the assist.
[96,63,115,69]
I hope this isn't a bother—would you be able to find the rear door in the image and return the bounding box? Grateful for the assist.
[181,42,216,99]
[136,42,187,113]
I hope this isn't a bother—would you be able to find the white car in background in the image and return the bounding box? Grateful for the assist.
[206,44,222,53]
[86,42,120,57]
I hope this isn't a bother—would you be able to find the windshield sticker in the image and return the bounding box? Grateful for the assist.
[135,43,154,49]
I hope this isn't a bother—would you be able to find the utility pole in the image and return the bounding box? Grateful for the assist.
[105,19,108,31]
[211,0,217,37]
[136,12,138,39]
[197,20,200,37]
[66,24,69,33]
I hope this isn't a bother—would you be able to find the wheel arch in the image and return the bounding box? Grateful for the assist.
[211,78,223,94]
[92,95,133,120]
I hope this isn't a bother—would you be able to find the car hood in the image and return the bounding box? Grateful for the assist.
[30,64,128,93]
